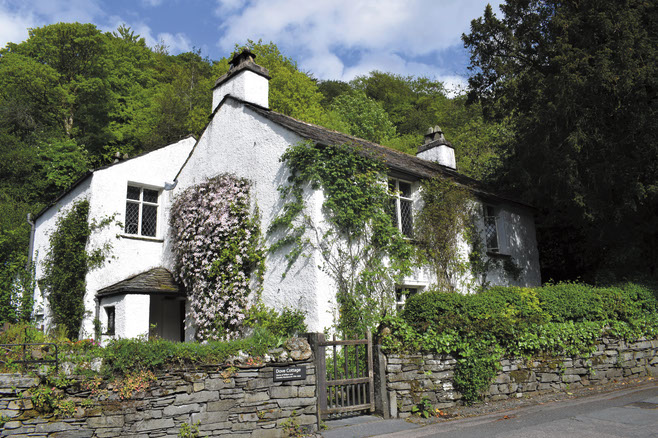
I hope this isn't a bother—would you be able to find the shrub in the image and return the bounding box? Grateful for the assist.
[246,305,307,338]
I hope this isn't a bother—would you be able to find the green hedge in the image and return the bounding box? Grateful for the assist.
[383,282,658,404]
[402,282,658,344]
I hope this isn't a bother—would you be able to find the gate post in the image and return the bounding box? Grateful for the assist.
[373,343,390,419]
[307,332,326,429]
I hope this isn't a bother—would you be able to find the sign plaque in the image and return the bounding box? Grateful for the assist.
[273,365,306,382]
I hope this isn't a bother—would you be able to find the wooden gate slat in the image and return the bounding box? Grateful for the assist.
[315,330,375,420]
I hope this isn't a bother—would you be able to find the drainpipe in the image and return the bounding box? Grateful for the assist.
[26,213,36,269]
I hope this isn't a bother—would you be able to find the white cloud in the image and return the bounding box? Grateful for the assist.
[0,0,104,47]
[0,4,36,47]
[102,15,192,54]
[141,0,164,6]
[157,32,192,53]
[213,0,502,82]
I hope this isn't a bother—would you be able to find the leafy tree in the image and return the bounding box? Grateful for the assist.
[317,79,353,108]
[329,90,396,143]
[3,23,116,157]
[37,138,89,195]
[352,71,446,136]
[0,225,34,324]
[463,0,658,281]
[0,53,64,140]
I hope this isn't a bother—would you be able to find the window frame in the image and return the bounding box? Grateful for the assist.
[104,306,115,336]
[389,177,414,238]
[395,286,421,312]
[483,204,508,255]
[124,184,161,238]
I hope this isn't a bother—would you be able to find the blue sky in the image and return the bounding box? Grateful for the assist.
[0,0,502,91]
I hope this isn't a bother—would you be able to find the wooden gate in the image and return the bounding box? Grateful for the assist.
[314,331,375,419]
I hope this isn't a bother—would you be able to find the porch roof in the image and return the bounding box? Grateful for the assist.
[96,267,183,298]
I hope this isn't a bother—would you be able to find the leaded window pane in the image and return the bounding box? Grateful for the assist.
[143,189,158,203]
[485,215,499,252]
[400,199,413,238]
[141,204,158,237]
[127,185,140,200]
[125,202,139,234]
[388,198,398,227]
[398,181,412,198]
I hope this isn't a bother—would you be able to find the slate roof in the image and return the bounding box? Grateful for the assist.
[96,267,183,298]
[241,100,532,208]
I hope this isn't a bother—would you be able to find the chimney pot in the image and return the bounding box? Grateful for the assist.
[212,48,271,111]
[418,124,456,169]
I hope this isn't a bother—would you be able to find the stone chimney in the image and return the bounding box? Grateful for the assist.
[416,125,456,170]
[212,48,270,112]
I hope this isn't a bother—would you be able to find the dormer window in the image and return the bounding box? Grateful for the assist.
[125,185,159,237]
[389,178,413,238]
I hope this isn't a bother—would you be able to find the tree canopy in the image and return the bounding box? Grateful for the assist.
[463,0,658,282]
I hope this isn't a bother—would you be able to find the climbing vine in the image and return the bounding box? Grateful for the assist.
[414,177,474,292]
[43,200,113,339]
[171,174,265,341]
[271,141,414,336]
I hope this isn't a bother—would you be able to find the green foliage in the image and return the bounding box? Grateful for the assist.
[411,396,434,418]
[42,200,91,339]
[464,1,658,281]
[42,200,114,339]
[100,331,280,376]
[452,338,501,403]
[384,282,658,404]
[351,71,446,136]
[271,142,414,336]
[38,138,89,193]
[329,90,396,143]
[415,177,474,291]
[245,305,307,338]
[178,421,206,438]
[0,227,34,324]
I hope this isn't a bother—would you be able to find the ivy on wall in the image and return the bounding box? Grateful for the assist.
[171,174,265,341]
[43,200,111,339]
[271,141,414,336]
[415,177,474,291]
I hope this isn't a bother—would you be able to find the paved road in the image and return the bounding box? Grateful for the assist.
[323,384,658,438]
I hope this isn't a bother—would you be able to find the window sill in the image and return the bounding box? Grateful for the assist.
[486,251,511,258]
[120,234,164,243]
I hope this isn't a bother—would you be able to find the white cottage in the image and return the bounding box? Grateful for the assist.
[30,49,540,341]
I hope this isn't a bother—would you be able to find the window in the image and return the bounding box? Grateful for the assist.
[125,185,159,237]
[395,286,419,312]
[105,306,115,336]
[389,178,413,238]
[484,205,499,253]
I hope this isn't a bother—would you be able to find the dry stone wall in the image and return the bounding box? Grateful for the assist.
[0,359,317,438]
[384,336,658,418]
